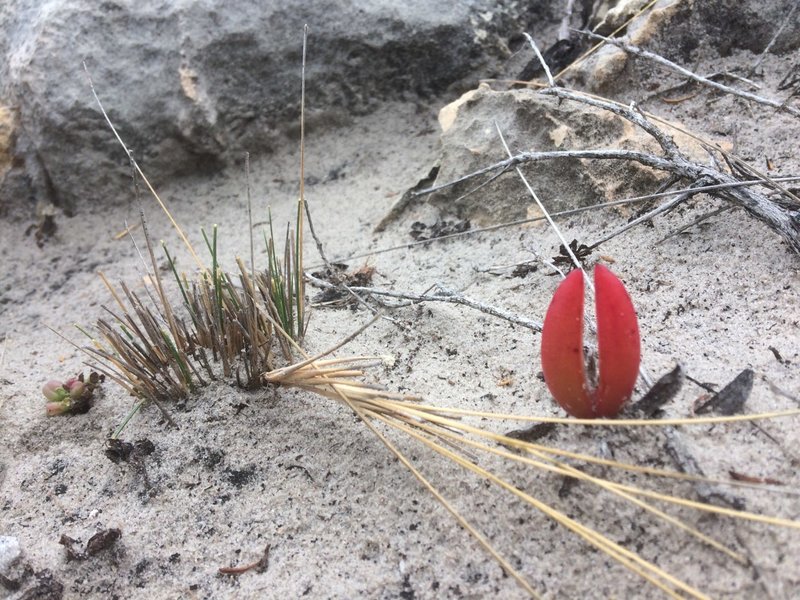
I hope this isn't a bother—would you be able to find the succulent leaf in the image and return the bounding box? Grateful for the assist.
[540,269,593,417]
[541,265,640,418]
[593,264,641,417]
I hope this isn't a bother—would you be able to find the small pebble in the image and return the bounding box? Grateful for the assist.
[0,536,21,571]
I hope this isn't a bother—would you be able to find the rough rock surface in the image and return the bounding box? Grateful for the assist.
[571,0,800,91]
[392,85,673,225]
[0,0,557,215]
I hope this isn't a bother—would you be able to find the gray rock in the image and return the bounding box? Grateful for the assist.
[0,0,558,215]
[387,85,672,226]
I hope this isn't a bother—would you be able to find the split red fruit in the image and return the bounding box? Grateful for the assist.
[540,264,640,418]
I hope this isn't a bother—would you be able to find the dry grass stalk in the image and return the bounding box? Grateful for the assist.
[264,365,800,599]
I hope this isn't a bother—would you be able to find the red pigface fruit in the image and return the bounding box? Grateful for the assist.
[540,264,641,418]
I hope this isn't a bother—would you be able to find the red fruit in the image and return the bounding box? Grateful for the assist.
[540,264,640,418]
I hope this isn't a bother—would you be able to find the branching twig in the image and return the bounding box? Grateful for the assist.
[587,180,711,250]
[305,273,542,332]
[540,86,683,159]
[579,30,800,118]
[407,84,800,254]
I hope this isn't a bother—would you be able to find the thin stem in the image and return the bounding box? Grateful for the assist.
[83,62,204,269]
[111,400,145,439]
[579,30,800,118]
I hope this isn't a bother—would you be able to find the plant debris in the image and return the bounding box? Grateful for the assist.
[694,369,754,415]
[0,564,32,592]
[409,219,470,242]
[105,439,156,491]
[219,544,270,575]
[551,239,592,271]
[768,345,789,365]
[104,438,155,465]
[25,204,58,249]
[504,422,556,443]
[631,364,684,417]
[17,569,63,600]
[59,528,121,561]
[311,263,377,307]
[309,262,349,282]
[510,262,539,278]
[557,475,579,499]
[728,470,785,486]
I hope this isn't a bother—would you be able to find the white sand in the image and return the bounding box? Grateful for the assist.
[1,52,799,598]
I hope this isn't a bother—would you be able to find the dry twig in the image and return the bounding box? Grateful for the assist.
[305,273,542,332]
[578,30,800,118]
[407,85,800,253]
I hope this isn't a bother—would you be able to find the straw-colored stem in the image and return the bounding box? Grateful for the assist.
[381,402,800,530]
[369,410,707,600]
[389,411,746,563]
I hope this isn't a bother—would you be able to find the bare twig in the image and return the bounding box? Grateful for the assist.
[656,205,733,244]
[305,273,542,332]
[523,33,555,87]
[587,180,710,250]
[578,30,800,118]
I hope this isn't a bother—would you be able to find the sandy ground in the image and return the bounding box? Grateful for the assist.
[2,42,800,600]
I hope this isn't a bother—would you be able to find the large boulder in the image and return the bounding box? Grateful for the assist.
[0,0,558,215]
